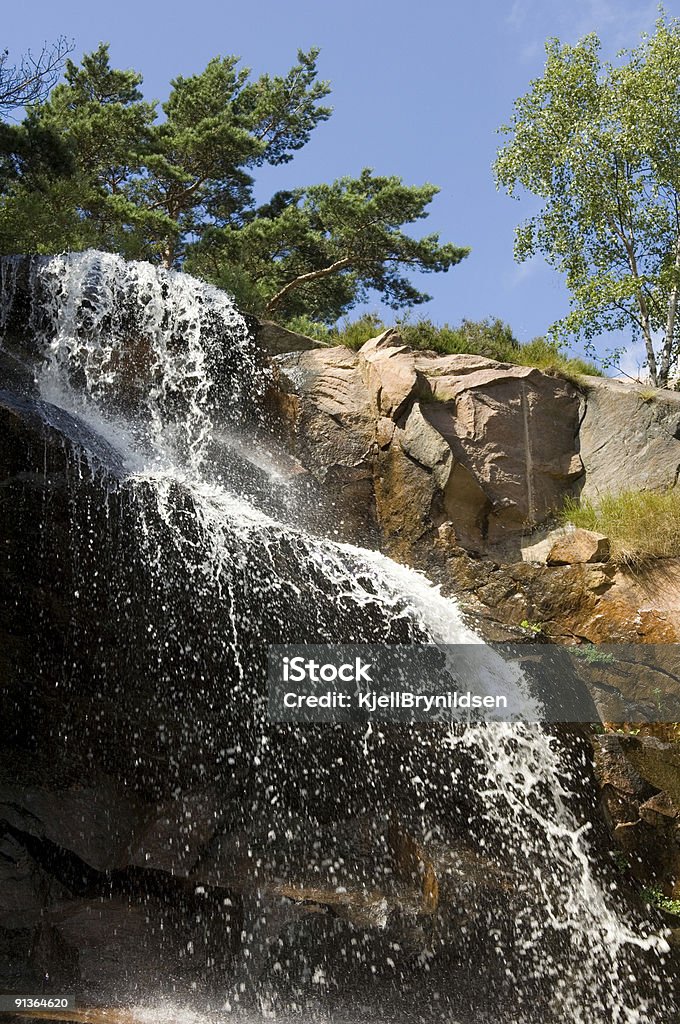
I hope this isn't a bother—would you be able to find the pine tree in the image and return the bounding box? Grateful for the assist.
[187,170,469,322]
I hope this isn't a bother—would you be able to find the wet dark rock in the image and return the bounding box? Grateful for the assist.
[594,732,680,894]
[617,735,680,806]
[127,789,222,876]
[0,781,148,873]
[48,898,179,1000]
[0,835,58,931]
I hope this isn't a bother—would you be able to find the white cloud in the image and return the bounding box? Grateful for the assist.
[505,0,659,55]
[568,0,658,49]
[507,255,543,287]
[518,38,543,63]
[506,0,529,29]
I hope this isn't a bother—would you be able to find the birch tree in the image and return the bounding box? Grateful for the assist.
[495,15,680,386]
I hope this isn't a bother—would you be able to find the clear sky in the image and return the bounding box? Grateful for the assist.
[4,0,679,372]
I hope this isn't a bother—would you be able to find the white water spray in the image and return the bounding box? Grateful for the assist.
[0,251,673,1023]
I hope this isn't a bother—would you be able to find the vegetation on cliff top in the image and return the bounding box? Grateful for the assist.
[289,312,602,378]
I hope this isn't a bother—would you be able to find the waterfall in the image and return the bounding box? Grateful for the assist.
[0,250,675,1024]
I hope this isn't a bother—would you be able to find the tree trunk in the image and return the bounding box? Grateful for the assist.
[659,233,680,388]
[161,240,175,270]
[638,298,659,387]
[607,210,660,385]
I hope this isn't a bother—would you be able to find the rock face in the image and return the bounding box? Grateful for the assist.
[595,732,680,897]
[268,332,680,651]
[579,378,680,499]
[272,331,584,557]
[0,361,546,1010]
[272,334,680,555]
[254,319,329,355]
[443,550,680,644]
[617,735,680,806]
[6,258,680,1016]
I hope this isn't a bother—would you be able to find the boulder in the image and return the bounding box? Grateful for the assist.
[595,733,655,806]
[520,526,573,564]
[593,733,680,893]
[639,790,679,828]
[360,328,419,419]
[547,528,610,565]
[594,734,654,837]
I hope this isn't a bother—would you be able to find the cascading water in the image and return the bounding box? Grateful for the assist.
[0,250,675,1024]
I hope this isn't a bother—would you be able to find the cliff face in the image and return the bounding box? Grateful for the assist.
[270,329,680,643]
[272,329,584,559]
[579,378,680,499]
[0,354,618,1015]
[270,329,680,908]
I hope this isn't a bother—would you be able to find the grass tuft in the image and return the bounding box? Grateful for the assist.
[571,646,615,664]
[561,489,680,566]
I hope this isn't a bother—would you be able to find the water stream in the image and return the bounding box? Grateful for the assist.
[0,251,675,1023]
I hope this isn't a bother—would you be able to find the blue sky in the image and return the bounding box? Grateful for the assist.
[4,0,678,371]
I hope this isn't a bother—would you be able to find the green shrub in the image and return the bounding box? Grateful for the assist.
[290,312,602,378]
[641,886,680,916]
[284,315,333,342]
[612,848,629,870]
[562,489,680,565]
[515,337,603,382]
[397,316,520,360]
[331,313,386,350]
[284,312,385,350]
